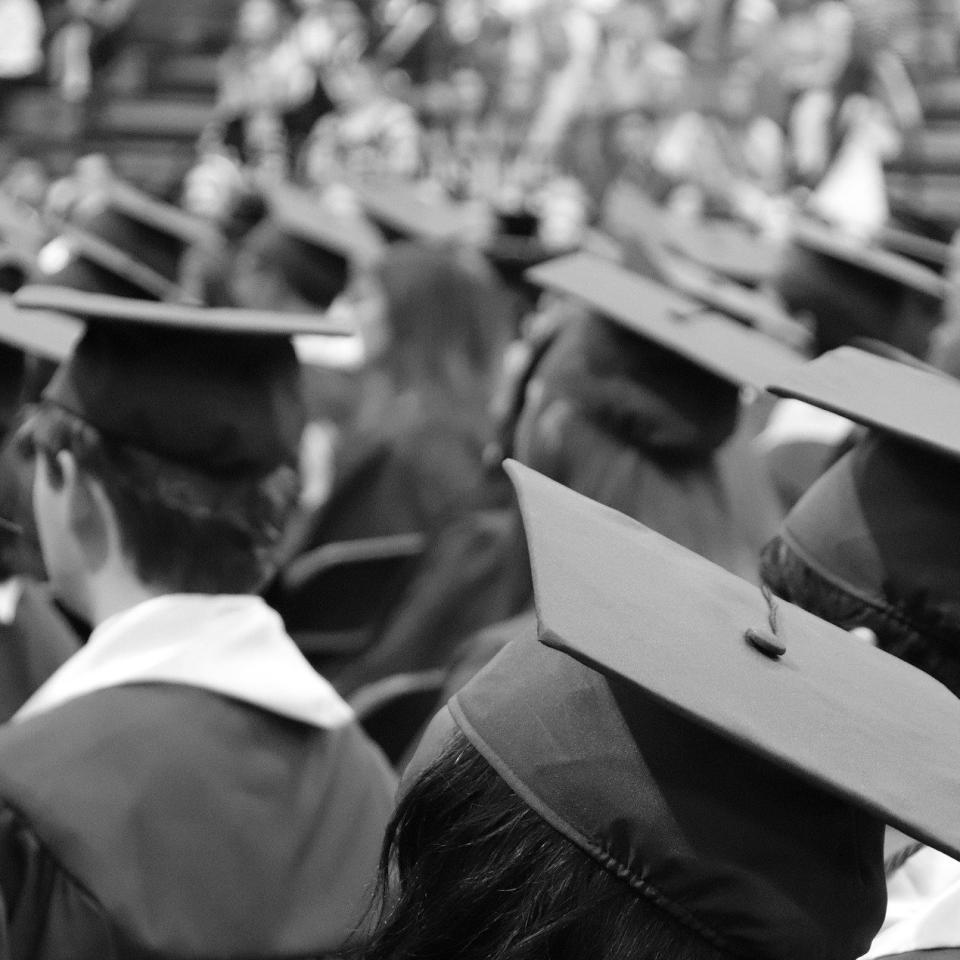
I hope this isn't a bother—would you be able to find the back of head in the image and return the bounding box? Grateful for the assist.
[375,242,514,408]
[760,434,960,697]
[514,312,740,514]
[774,245,942,359]
[363,727,731,960]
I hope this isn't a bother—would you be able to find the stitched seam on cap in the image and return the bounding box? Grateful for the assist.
[448,695,745,958]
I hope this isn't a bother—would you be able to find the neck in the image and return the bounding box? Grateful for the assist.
[82,568,166,629]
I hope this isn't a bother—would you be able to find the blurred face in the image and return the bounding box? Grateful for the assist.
[324,59,380,110]
[238,0,283,44]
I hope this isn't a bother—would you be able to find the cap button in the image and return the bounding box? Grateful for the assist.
[744,628,786,660]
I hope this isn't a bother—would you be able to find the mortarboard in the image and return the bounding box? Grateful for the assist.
[766,346,960,615]
[48,174,220,299]
[0,296,80,362]
[661,214,780,287]
[789,219,948,300]
[36,227,182,302]
[343,176,474,245]
[526,251,802,388]
[12,285,350,476]
[261,181,385,309]
[408,461,960,959]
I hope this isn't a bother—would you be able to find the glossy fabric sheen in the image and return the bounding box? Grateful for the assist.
[44,326,305,474]
[450,632,886,960]
[782,434,960,609]
[0,684,396,959]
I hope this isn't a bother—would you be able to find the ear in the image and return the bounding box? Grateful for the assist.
[62,455,119,571]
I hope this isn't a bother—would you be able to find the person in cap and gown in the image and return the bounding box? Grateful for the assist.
[273,240,526,694]
[0,286,397,960]
[359,460,960,960]
[511,252,790,584]
[0,277,83,724]
[437,252,794,703]
[762,220,948,509]
[757,347,960,960]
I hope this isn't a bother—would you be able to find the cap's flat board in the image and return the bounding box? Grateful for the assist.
[347,177,473,243]
[267,182,386,265]
[664,216,780,285]
[793,220,947,299]
[15,286,350,338]
[0,297,80,361]
[527,252,801,387]
[768,346,960,460]
[506,460,960,860]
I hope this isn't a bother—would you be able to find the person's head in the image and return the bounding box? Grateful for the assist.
[231,218,352,311]
[760,347,960,697]
[230,184,384,313]
[360,242,514,411]
[7,287,340,623]
[362,462,960,960]
[22,402,300,616]
[364,727,731,960]
[774,226,946,359]
[514,308,741,493]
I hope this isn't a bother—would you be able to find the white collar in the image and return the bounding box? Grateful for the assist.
[863,846,960,957]
[13,594,353,729]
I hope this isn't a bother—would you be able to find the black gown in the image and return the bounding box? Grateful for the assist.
[0,683,397,959]
[0,580,79,723]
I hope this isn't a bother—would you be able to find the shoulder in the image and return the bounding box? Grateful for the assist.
[0,685,395,957]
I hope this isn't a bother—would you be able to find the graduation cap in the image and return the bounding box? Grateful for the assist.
[343,176,474,244]
[661,214,780,287]
[789,219,948,301]
[526,252,802,389]
[409,461,960,960]
[260,181,385,309]
[0,296,80,362]
[12,285,350,476]
[36,227,182,301]
[767,346,960,618]
[51,174,220,298]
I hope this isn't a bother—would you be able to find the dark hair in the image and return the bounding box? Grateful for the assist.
[376,244,514,410]
[760,535,960,697]
[22,404,299,595]
[359,728,731,960]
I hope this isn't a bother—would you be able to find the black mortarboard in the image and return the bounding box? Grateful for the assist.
[36,227,181,301]
[661,215,780,286]
[0,296,79,362]
[12,286,350,476]
[526,252,802,388]
[58,175,220,294]
[344,176,474,244]
[262,182,385,309]
[789,219,948,300]
[767,346,960,616]
[408,461,960,959]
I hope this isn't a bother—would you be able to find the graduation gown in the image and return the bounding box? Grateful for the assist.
[0,684,396,959]
[0,595,398,960]
[0,579,79,722]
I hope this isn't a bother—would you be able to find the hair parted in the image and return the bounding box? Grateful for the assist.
[356,728,731,960]
[21,403,300,595]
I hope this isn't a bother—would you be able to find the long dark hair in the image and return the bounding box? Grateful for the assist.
[357,728,730,960]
